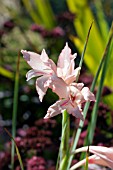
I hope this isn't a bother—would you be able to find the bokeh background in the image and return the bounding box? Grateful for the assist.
[0,0,113,169]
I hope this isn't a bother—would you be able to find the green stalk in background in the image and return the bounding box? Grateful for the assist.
[79,21,93,68]
[77,22,113,161]
[76,21,93,82]
[34,0,56,29]
[11,52,20,170]
[5,128,24,170]
[86,22,113,146]
[22,0,41,24]
[68,23,113,169]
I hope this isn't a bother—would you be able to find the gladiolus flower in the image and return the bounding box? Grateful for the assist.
[21,43,80,102]
[22,43,95,120]
[44,83,95,120]
[70,146,113,169]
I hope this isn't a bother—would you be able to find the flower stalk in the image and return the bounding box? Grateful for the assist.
[59,110,70,170]
[11,52,20,170]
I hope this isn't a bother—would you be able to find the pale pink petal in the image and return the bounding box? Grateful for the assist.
[71,82,84,90]
[21,50,53,74]
[21,50,43,70]
[65,67,81,84]
[89,146,113,169]
[70,155,107,170]
[26,69,49,81]
[67,103,84,121]
[45,98,83,119]
[40,49,49,62]
[89,155,109,167]
[40,50,57,73]
[57,43,76,79]
[57,43,71,69]
[57,97,84,120]
[44,75,69,99]
[44,99,68,119]
[65,75,77,84]
[69,86,85,104]
[57,67,63,78]
[81,87,95,101]
[74,146,108,167]
[73,146,113,169]
[36,75,50,102]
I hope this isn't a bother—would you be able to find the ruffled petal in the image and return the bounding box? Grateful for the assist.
[21,50,53,74]
[70,155,107,170]
[26,69,49,81]
[40,49,49,62]
[44,74,69,99]
[65,67,81,84]
[67,103,84,121]
[69,86,85,104]
[57,43,77,79]
[36,75,50,102]
[74,146,113,169]
[21,50,43,70]
[44,100,68,119]
[40,50,57,73]
[81,87,95,101]
[71,82,84,90]
[89,146,113,168]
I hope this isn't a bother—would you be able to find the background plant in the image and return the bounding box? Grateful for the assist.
[0,0,113,170]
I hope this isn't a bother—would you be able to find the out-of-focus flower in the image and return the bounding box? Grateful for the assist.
[0,30,4,38]
[57,11,76,22]
[30,24,50,38]
[21,43,80,102]
[3,20,15,30]
[71,146,113,169]
[30,24,45,33]
[44,83,95,120]
[50,26,65,37]
[27,156,46,170]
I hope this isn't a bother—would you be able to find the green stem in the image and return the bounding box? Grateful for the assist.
[68,22,113,169]
[56,110,70,170]
[76,22,93,82]
[11,52,20,170]
[88,23,113,144]
[80,22,113,160]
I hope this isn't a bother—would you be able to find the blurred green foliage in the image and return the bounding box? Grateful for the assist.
[0,1,113,169]
[0,0,113,130]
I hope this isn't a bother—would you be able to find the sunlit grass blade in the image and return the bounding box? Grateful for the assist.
[22,0,41,24]
[67,22,113,170]
[80,22,113,160]
[87,22,113,145]
[34,0,56,29]
[4,128,24,170]
[0,67,14,79]
[75,21,93,82]
[79,21,93,68]
[11,52,20,170]
[94,0,108,41]
[56,110,70,170]
[67,0,113,90]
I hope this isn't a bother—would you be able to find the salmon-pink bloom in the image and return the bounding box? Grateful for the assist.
[21,43,80,102]
[44,83,95,120]
[71,146,113,169]
[22,43,95,120]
